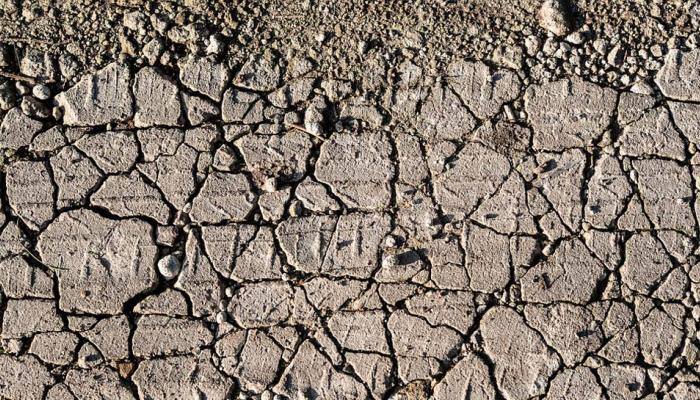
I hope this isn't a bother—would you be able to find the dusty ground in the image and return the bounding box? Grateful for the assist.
[1,0,700,399]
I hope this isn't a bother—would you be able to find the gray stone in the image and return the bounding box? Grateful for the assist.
[227,281,293,328]
[0,222,28,260]
[29,332,79,365]
[157,254,182,280]
[134,289,189,316]
[339,97,385,126]
[639,306,684,367]
[0,107,42,149]
[304,277,368,311]
[50,146,103,208]
[190,172,255,223]
[375,248,426,283]
[617,92,656,126]
[83,315,130,361]
[620,232,673,294]
[0,355,54,400]
[234,52,282,91]
[481,307,561,400]
[132,351,234,399]
[175,231,223,319]
[428,236,470,290]
[259,188,291,222]
[345,352,393,399]
[667,382,700,400]
[632,158,695,235]
[37,209,158,314]
[133,315,213,357]
[328,310,389,353]
[178,56,230,101]
[182,92,218,125]
[521,238,607,304]
[534,149,586,231]
[45,383,77,400]
[214,329,247,375]
[201,224,262,278]
[434,142,510,219]
[1,299,62,339]
[136,127,185,162]
[417,83,476,142]
[447,60,521,119]
[597,364,647,400]
[29,125,68,152]
[295,177,340,213]
[235,330,283,393]
[432,352,497,400]
[65,366,136,400]
[471,172,537,234]
[133,67,182,127]
[405,290,476,333]
[655,49,700,101]
[277,213,390,278]
[147,142,198,210]
[544,367,603,400]
[5,160,54,230]
[316,131,394,210]
[463,224,511,292]
[388,310,462,382]
[526,78,616,150]
[585,155,632,229]
[618,107,685,160]
[668,101,700,145]
[184,125,220,152]
[56,62,134,126]
[524,303,604,366]
[91,171,171,224]
[273,340,367,399]
[0,256,54,299]
[235,131,313,183]
[395,131,429,186]
[221,88,264,124]
[32,84,50,100]
[538,0,572,36]
[75,131,139,173]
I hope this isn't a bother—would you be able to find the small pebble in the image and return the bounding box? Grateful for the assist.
[538,0,572,37]
[289,199,303,217]
[32,84,50,100]
[15,82,30,95]
[157,253,182,280]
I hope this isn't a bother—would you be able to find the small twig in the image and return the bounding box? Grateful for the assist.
[285,123,326,141]
[269,14,305,19]
[21,243,67,271]
[0,36,59,46]
[0,70,37,84]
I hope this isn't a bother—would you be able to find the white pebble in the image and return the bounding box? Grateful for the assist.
[157,254,181,280]
[32,84,50,100]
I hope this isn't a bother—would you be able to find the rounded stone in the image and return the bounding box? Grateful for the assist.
[157,254,181,280]
[383,235,398,248]
[32,84,51,100]
[289,199,303,217]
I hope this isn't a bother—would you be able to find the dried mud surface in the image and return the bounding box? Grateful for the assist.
[1,1,700,399]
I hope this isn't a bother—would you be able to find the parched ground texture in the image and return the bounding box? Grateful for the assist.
[1,1,700,400]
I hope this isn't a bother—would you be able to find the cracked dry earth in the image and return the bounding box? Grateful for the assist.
[3,46,700,400]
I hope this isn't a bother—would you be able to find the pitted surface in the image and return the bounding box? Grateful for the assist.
[1,10,700,399]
